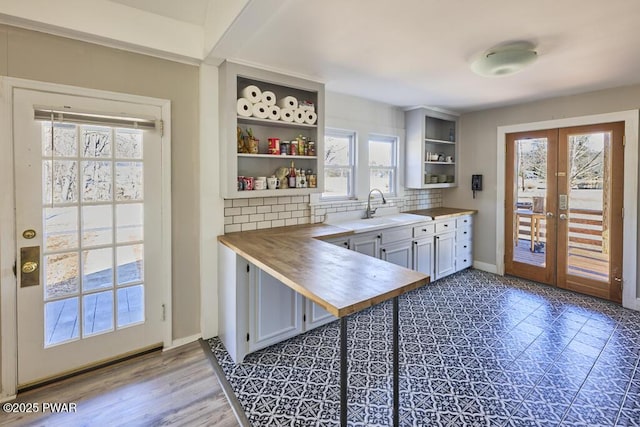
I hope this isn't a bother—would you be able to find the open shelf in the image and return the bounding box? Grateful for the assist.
[238,116,317,130]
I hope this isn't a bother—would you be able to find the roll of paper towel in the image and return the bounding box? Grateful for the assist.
[237,98,253,117]
[261,91,276,106]
[241,85,262,104]
[294,109,306,124]
[304,111,317,125]
[268,105,281,121]
[281,109,295,122]
[252,103,269,119]
[278,96,298,110]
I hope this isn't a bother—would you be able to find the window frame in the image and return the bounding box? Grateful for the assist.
[322,128,357,200]
[368,134,398,196]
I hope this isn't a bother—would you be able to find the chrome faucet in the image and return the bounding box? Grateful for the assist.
[365,188,387,218]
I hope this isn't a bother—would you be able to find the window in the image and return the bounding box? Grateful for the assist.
[369,135,397,195]
[323,129,356,199]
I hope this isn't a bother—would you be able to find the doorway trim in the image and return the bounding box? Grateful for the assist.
[496,110,638,310]
[0,77,173,400]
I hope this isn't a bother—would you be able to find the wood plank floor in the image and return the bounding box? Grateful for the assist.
[2,341,240,427]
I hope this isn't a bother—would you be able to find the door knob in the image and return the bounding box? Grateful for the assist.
[546,212,554,217]
[22,261,38,274]
[559,213,568,220]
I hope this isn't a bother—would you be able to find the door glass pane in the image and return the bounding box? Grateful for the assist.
[117,244,143,285]
[82,247,114,291]
[45,297,79,347]
[116,162,143,201]
[44,252,79,299]
[42,123,77,157]
[117,285,144,327]
[83,291,114,336]
[40,122,146,345]
[512,138,547,267]
[116,203,143,243]
[81,126,112,158]
[567,132,609,281]
[44,207,78,251]
[43,160,78,204]
[82,205,113,247]
[116,129,143,159]
[82,161,112,202]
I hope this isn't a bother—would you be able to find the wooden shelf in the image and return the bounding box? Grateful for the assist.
[425,138,456,145]
[232,187,322,199]
[238,154,318,159]
[422,182,457,189]
[237,116,317,129]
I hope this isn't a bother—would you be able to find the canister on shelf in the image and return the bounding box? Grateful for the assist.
[268,138,280,155]
[290,141,298,156]
[307,141,316,156]
[280,141,289,155]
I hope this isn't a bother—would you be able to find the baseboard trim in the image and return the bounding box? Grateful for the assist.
[165,333,202,351]
[473,261,498,274]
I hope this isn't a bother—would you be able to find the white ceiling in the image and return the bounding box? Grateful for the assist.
[4,0,640,113]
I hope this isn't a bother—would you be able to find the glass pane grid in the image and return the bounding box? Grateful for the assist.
[42,123,146,346]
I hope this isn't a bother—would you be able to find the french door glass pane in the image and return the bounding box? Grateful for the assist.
[44,252,79,299]
[42,123,77,157]
[44,207,78,251]
[43,160,78,204]
[117,244,144,285]
[117,285,144,327]
[116,203,143,243]
[82,205,113,247]
[82,247,114,291]
[45,298,79,346]
[83,291,114,336]
[566,132,609,281]
[41,122,146,347]
[512,138,547,267]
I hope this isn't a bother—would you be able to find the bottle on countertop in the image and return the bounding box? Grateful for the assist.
[288,161,296,188]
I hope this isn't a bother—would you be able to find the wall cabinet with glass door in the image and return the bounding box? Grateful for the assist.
[219,61,325,198]
[405,108,459,189]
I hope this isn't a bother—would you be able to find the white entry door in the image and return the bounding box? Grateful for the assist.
[13,88,168,387]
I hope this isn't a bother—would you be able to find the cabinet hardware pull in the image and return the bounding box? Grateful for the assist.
[422,229,427,232]
[444,224,448,227]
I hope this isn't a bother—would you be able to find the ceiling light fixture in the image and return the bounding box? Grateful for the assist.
[471,41,538,77]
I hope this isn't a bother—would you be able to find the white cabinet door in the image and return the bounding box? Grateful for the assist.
[380,240,413,268]
[249,268,304,353]
[350,232,380,258]
[304,299,336,330]
[413,238,435,279]
[435,231,456,279]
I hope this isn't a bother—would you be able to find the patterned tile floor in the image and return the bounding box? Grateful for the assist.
[208,269,640,426]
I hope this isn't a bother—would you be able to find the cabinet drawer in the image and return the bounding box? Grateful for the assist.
[379,226,413,245]
[435,220,455,234]
[413,223,435,239]
[456,241,472,256]
[456,226,472,242]
[456,216,473,228]
[456,255,473,270]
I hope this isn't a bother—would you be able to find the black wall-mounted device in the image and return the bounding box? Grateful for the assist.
[471,174,482,198]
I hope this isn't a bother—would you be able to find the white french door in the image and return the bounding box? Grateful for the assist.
[13,88,168,387]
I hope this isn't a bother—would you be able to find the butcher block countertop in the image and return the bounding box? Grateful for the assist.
[218,223,430,318]
[406,207,477,220]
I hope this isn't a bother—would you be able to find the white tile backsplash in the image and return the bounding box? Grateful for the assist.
[222,190,442,233]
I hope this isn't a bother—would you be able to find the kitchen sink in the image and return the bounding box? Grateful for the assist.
[325,209,432,233]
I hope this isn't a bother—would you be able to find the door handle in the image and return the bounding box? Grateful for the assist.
[20,246,40,287]
[559,213,568,220]
[546,212,554,218]
[22,261,38,274]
